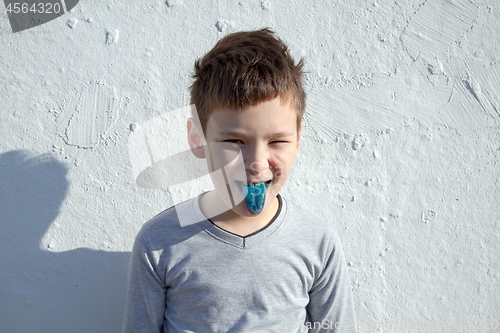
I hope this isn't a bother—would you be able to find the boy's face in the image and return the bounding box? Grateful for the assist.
[188,97,302,218]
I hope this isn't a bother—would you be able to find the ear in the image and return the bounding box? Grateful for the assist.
[187,117,206,159]
[296,119,303,152]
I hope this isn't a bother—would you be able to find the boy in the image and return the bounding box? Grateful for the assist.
[123,28,356,332]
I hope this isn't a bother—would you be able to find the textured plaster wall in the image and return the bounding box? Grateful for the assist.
[1,0,499,332]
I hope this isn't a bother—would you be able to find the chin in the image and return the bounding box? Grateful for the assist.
[233,201,266,217]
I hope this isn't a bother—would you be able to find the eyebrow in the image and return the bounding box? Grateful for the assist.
[219,130,295,137]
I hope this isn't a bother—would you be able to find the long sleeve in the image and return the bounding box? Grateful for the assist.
[122,232,166,333]
[306,233,357,333]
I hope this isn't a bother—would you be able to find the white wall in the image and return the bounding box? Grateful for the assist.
[1,0,499,332]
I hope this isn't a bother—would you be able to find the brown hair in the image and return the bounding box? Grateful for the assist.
[190,28,306,135]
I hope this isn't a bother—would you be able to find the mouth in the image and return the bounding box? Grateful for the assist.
[235,180,273,194]
[235,180,272,214]
[240,180,272,187]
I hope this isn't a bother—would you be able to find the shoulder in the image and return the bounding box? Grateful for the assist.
[282,196,341,241]
[135,197,205,250]
[279,196,346,261]
[137,205,177,237]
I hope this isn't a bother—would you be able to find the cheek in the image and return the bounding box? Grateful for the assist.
[270,155,293,180]
[207,142,243,173]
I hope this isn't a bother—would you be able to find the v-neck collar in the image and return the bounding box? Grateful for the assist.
[190,192,286,249]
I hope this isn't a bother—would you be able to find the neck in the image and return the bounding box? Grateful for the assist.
[199,190,280,237]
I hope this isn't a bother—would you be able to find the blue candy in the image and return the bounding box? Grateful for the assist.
[244,182,267,214]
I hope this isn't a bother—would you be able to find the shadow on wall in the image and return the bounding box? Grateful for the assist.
[0,150,130,332]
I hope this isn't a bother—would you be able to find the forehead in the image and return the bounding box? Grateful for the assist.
[205,98,298,136]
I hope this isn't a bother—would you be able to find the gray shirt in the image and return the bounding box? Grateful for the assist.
[123,193,356,332]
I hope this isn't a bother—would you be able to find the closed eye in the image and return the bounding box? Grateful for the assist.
[223,140,289,145]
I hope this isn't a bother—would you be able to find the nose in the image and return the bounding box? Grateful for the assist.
[243,143,270,178]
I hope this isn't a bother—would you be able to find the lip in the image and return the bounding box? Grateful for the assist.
[234,180,272,195]
[237,179,272,186]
